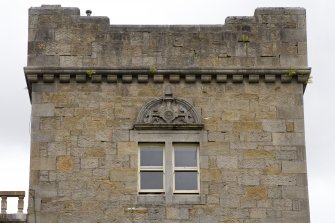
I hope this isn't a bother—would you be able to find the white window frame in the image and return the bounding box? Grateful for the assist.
[131,130,206,196]
[138,143,165,193]
[173,143,200,194]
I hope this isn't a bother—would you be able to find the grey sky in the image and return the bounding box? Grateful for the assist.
[0,0,333,221]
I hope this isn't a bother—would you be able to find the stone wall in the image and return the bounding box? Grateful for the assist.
[25,5,310,223]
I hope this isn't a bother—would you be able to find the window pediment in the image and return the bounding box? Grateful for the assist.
[134,87,203,130]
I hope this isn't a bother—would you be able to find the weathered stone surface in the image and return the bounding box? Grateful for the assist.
[26,5,310,223]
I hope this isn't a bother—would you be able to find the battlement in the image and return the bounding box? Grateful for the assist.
[27,5,308,69]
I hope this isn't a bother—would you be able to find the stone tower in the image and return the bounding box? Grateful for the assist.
[25,5,311,222]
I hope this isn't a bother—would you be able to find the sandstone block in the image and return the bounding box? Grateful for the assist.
[245,186,267,200]
[84,148,106,157]
[233,122,262,132]
[56,156,73,172]
[243,150,275,160]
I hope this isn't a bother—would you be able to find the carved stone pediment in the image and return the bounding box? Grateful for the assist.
[134,87,203,130]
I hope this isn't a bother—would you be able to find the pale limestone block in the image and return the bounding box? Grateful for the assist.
[200,142,230,156]
[222,100,250,111]
[266,209,282,219]
[166,207,189,220]
[31,157,56,170]
[282,161,306,173]
[109,168,137,182]
[80,158,99,169]
[117,142,137,155]
[77,135,95,148]
[217,156,238,169]
[32,103,55,117]
[200,215,220,223]
[95,129,113,142]
[282,186,308,199]
[262,120,286,132]
[256,199,272,208]
[40,117,61,130]
[239,159,265,169]
[60,55,83,66]
[113,130,130,142]
[238,175,260,186]
[273,199,292,211]
[200,156,209,169]
[280,29,307,42]
[240,132,272,142]
[222,207,250,219]
[48,142,66,156]
[250,208,266,218]
[147,207,165,219]
[294,119,305,132]
[240,198,257,208]
[220,195,240,208]
[277,106,304,119]
[208,131,226,142]
[276,150,297,160]
[267,186,282,198]
[261,175,296,186]
[272,133,305,146]
[207,194,220,204]
[282,210,310,223]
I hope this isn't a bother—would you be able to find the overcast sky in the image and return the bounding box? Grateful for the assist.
[0,0,334,221]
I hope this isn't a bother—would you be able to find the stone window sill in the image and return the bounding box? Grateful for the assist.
[136,194,206,205]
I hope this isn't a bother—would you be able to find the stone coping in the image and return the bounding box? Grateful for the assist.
[0,192,25,197]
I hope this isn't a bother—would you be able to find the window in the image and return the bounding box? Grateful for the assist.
[173,144,199,193]
[139,144,164,193]
[138,142,199,194]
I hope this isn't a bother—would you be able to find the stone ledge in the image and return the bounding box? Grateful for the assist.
[24,67,311,100]
[24,67,311,84]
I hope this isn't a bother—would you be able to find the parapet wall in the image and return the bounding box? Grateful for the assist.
[27,5,307,69]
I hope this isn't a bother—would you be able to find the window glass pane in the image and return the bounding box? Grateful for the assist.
[175,172,198,190]
[174,146,197,167]
[140,172,163,190]
[140,146,163,166]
